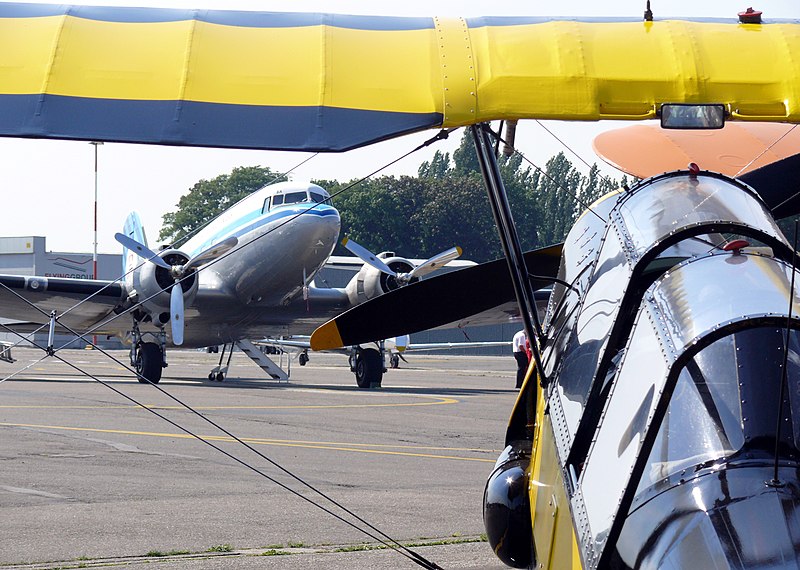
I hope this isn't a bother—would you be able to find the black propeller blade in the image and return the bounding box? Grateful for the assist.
[311,243,562,350]
[739,153,800,219]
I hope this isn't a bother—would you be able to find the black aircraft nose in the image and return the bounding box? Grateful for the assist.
[612,463,800,569]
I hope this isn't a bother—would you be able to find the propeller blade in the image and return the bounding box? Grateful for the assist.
[404,246,462,282]
[170,282,184,346]
[311,243,563,350]
[341,237,397,276]
[183,236,238,272]
[114,232,171,269]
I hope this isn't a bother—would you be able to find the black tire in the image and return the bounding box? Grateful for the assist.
[355,348,383,389]
[299,353,309,366]
[135,342,163,384]
[390,354,400,369]
[216,372,225,382]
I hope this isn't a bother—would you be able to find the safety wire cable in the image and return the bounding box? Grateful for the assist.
[492,125,605,223]
[0,132,457,569]
[0,155,320,379]
[0,320,441,569]
[57,153,319,323]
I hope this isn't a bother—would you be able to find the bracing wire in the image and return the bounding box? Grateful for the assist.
[488,125,606,222]
[0,133,456,569]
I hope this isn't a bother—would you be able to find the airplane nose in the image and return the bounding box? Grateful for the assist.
[613,463,800,569]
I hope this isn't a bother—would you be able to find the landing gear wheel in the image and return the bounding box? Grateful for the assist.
[299,352,309,366]
[135,342,163,384]
[216,372,225,382]
[354,348,383,389]
[207,373,214,381]
[390,354,400,369]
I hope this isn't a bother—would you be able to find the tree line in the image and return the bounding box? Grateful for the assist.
[158,131,626,263]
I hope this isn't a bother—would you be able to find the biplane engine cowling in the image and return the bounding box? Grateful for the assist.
[483,441,534,569]
[134,249,198,324]
[344,255,417,306]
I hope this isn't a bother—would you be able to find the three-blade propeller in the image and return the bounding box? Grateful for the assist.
[115,233,238,345]
[342,237,463,286]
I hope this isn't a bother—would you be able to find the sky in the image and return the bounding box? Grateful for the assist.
[1,0,797,254]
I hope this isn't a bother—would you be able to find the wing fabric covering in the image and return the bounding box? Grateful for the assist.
[1,5,800,151]
[310,244,562,350]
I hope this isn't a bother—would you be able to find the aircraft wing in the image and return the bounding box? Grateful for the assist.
[0,274,126,335]
[1,5,799,152]
[593,123,800,179]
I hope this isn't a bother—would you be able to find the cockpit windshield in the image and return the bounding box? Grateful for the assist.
[262,189,332,213]
[637,326,800,494]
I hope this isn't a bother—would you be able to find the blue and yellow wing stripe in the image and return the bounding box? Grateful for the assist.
[1,4,799,151]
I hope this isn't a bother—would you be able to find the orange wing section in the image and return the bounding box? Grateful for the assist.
[593,123,800,178]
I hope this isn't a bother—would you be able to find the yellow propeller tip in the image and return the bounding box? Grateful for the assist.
[310,321,345,351]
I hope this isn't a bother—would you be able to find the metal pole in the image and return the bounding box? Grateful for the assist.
[90,141,103,280]
[90,141,103,349]
[470,124,545,380]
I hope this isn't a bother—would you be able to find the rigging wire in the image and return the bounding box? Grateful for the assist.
[56,153,319,323]
[488,125,606,222]
[0,321,441,569]
[0,132,457,569]
[770,219,799,487]
[734,124,798,178]
[38,129,460,347]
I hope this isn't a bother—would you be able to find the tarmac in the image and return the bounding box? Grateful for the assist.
[0,346,519,569]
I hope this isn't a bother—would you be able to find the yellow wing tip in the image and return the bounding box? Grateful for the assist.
[310,321,345,351]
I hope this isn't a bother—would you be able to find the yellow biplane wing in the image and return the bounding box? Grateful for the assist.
[1,5,799,151]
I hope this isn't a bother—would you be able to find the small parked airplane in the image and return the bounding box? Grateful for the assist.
[0,179,462,387]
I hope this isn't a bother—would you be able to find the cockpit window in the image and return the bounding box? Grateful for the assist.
[272,194,284,206]
[637,326,800,493]
[283,191,308,205]
[310,191,332,205]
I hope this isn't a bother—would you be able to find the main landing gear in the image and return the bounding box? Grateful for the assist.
[130,324,167,384]
[349,345,386,389]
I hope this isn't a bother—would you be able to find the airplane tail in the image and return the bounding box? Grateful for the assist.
[122,212,148,277]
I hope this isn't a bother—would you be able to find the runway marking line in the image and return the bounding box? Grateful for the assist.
[0,422,497,463]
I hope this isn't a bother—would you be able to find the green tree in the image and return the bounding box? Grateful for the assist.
[159,166,285,243]
[417,150,452,179]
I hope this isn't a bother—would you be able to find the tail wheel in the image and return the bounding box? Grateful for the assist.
[135,342,163,384]
[355,348,383,389]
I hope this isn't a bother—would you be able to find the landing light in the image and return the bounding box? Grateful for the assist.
[660,104,725,129]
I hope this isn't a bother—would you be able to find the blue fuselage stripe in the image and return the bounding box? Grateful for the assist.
[183,205,339,258]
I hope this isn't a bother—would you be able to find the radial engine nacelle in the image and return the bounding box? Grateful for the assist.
[133,248,198,325]
[344,253,417,306]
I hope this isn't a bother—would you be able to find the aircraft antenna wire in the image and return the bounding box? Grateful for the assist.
[70,128,460,343]
[0,322,442,569]
[53,153,321,325]
[171,152,320,249]
[770,219,799,487]
[734,124,798,179]
[490,127,606,222]
[0,131,458,569]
